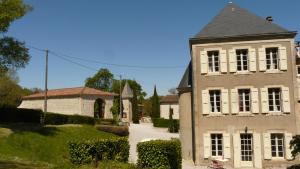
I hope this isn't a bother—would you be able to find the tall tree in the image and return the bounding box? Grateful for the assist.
[131,90,139,123]
[151,86,160,119]
[0,0,32,74]
[85,68,113,91]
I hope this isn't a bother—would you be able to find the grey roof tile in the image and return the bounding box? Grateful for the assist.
[178,61,192,89]
[122,81,133,99]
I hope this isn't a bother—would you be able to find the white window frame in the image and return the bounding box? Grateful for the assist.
[270,133,285,159]
[268,88,282,113]
[236,49,249,72]
[208,51,220,73]
[266,47,279,71]
[209,90,221,113]
[238,89,251,113]
[211,133,223,157]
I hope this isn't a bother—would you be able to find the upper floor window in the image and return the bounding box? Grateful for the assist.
[236,49,248,71]
[266,48,279,70]
[208,51,220,73]
[209,90,221,113]
[271,133,284,158]
[297,65,300,77]
[211,134,223,157]
[238,89,250,112]
[268,88,281,112]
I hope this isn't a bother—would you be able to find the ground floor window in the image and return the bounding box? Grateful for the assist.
[271,133,284,158]
[241,134,253,161]
[211,134,223,157]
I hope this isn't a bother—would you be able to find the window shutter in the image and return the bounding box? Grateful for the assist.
[233,133,241,168]
[279,46,287,70]
[282,87,290,113]
[203,133,211,158]
[202,90,209,115]
[251,88,259,113]
[223,133,231,158]
[259,48,266,71]
[222,89,229,114]
[260,88,269,113]
[231,89,238,114]
[253,133,262,168]
[229,49,237,72]
[285,132,293,160]
[200,51,208,74]
[249,48,257,72]
[220,50,227,73]
[263,133,271,160]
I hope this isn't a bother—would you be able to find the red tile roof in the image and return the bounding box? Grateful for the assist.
[23,87,118,100]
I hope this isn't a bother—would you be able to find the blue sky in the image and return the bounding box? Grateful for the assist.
[6,0,300,96]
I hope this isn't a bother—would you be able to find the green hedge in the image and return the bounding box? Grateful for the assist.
[68,138,129,165]
[44,113,96,125]
[137,139,181,169]
[95,125,129,137]
[288,164,300,169]
[153,118,179,130]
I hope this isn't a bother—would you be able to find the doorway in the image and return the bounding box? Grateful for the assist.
[240,133,253,167]
[94,98,105,118]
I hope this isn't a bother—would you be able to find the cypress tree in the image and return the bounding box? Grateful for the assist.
[151,85,160,119]
[132,90,139,124]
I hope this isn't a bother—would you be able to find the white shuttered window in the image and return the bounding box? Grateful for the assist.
[202,90,209,115]
[200,51,208,74]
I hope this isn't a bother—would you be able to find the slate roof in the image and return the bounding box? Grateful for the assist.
[193,3,296,40]
[178,61,192,90]
[160,95,179,104]
[23,87,117,100]
[122,81,133,99]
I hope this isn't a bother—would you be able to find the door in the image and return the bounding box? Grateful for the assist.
[240,134,253,167]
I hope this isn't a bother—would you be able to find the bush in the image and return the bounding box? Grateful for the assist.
[0,106,41,123]
[288,164,300,169]
[95,125,129,137]
[96,118,116,125]
[168,119,179,133]
[44,113,96,125]
[68,138,129,165]
[153,118,179,131]
[137,139,181,169]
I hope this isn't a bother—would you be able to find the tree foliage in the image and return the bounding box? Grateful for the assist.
[290,135,300,159]
[132,90,139,124]
[85,68,113,92]
[151,86,160,119]
[0,74,22,107]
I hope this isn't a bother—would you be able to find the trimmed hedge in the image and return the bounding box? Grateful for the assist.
[153,118,179,131]
[288,164,300,169]
[68,138,129,165]
[44,113,96,125]
[95,125,129,137]
[137,139,181,169]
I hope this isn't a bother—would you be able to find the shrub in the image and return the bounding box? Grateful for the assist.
[44,113,96,125]
[153,118,179,132]
[95,125,129,137]
[68,138,129,165]
[137,139,181,169]
[288,164,300,169]
[96,118,116,125]
[168,118,179,133]
[0,106,41,123]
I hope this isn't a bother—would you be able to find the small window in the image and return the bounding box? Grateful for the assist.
[208,51,220,73]
[236,49,249,71]
[209,90,221,113]
[297,65,300,77]
[268,88,281,112]
[238,89,251,112]
[211,134,223,157]
[271,133,284,158]
[266,48,279,70]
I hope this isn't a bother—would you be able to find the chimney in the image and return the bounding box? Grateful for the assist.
[266,16,273,22]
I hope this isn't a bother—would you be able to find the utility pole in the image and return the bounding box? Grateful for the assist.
[119,75,122,121]
[42,49,48,125]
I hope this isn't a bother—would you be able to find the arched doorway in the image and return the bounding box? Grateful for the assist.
[94,98,105,118]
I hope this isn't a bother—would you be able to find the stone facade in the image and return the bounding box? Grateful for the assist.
[160,104,179,119]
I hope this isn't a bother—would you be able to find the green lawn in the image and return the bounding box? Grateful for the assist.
[0,123,136,169]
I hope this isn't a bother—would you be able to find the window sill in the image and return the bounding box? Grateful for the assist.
[271,157,285,161]
[206,72,221,76]
[206,113,224,117]
[265,112,286,116]
[234,71,253,75]
[264,70,284,74]
[236,112,254,116]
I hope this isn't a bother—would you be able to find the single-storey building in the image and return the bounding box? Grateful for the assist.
[160,95,179,119]
[18,87,117,118]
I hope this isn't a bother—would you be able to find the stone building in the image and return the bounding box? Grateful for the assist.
[121,81,133,123]
[19,87,116,118]
[178,3,299,168]
[160,95,179,119]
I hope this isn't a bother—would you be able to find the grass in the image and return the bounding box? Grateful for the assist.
[0,123,136,169]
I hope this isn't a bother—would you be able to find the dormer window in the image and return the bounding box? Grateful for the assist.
[266,48,279,70]
[208,51,220,72]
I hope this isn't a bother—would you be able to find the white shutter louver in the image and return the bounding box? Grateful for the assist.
[279,46,287,70]
[220,50,227,73]
[251,88,259,113]
[223,133,231,158]
[233,133,241,168]
[249,48,257,72]
[253,133,262,168]
[261,88,269,113]
[202,90,210,115]
[259,48,266,71]
[229,49,237,72]
[200,51,208,74]
[263,133,271,159]
[282,87,290,113]
[285,133,293,160]
[222,89,229,114]
[231,89,239,114]
[203,133,211,158]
